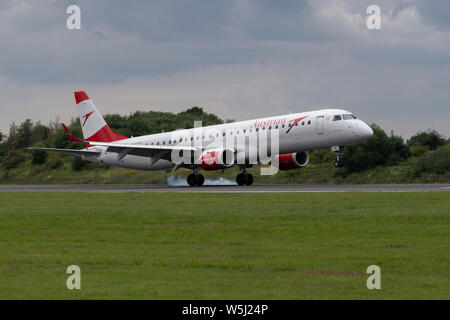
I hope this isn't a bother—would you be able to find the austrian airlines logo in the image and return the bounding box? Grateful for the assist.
[81,111,94,127]
[285,116,308,134]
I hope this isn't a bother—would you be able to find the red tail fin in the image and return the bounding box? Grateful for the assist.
[74,91,128,142]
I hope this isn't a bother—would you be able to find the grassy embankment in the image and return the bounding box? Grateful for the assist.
[0,192,448,299]
[2,157,450,185]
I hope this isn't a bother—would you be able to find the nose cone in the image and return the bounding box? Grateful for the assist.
[360,122,373,139]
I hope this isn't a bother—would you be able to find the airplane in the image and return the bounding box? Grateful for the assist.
[28,91,374,186]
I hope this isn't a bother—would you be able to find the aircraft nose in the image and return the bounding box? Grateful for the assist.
[361,122,373,139]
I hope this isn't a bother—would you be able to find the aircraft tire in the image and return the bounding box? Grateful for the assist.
[334,160,343,168]
[196,174,205,187]
[187,174,197,187]
[245,174,254,186]
[236,173,245,186]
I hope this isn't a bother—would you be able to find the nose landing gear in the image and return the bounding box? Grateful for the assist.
[332,146,344,168]
[187,170,204,187]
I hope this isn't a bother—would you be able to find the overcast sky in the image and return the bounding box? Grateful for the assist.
[1,0,449,138]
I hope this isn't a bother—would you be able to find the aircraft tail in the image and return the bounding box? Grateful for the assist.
[74,91,127,142]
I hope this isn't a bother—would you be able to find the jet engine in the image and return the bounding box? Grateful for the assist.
[200,149,235,171]
[277,151,309,170]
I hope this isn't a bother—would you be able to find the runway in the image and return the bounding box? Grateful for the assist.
[0,184,449,193]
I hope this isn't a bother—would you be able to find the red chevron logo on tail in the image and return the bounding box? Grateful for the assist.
[81,111,94,127]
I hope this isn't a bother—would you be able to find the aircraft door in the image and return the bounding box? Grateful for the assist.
[316,116,324,135]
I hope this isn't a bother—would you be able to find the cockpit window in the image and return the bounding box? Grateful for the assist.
[342,114,356,120]
[333,115,342,121]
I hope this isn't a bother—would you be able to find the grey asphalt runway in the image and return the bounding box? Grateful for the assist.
[0,184,449,193]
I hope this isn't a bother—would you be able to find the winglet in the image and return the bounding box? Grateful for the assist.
[61,123,84,143]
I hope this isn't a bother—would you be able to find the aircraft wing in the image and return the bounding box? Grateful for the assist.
[27,147,101,157]
[85,141,197,161]
[88,141,197,151]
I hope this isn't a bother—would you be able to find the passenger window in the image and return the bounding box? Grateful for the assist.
[333,115,342,121]
[308,120,311,125]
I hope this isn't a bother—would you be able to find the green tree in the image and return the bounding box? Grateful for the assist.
[2,151,26,169]
[415,144,450,175]
[407,130,446,151]
[342,124,408,172]
[71,156,86,171]
[16,119,34,148]
[31,143,48,165]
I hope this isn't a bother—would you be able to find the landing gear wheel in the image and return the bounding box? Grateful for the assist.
[237,173,253,186]
[332,146,344,168]
[187,174,197,187]
[236,173,245,186]
[196,174,205,186]
[334,160,343,168]
[244,174,254,186]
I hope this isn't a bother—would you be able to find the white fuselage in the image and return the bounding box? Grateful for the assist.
[82,108,373,171]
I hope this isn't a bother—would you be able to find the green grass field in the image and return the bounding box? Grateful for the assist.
[0,192,448,299]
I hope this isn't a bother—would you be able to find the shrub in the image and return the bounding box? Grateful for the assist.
[31,146,48,165]
[71,157,86,171]
[342,124,408,172]
[2,151,26,169]
[408,130,446,151]
[415,144,450,175]
[45,154,63,170]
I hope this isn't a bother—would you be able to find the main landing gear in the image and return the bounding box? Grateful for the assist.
[332,146,344,168]
[187,170,204,187]
[236,169,254,186]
